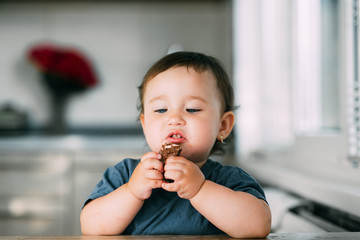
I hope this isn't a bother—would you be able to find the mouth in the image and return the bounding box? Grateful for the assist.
[167,131,185,143]
[170,134,182,138]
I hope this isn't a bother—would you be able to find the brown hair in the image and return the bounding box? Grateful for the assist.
[138,51,235,155]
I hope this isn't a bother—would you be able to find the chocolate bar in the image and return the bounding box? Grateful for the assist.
[159,142,182,164]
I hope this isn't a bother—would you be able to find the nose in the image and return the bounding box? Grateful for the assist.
[167,111,185,126]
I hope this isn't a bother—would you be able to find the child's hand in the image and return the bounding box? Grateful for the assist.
[127,152,164,200]
[161,157,205,199]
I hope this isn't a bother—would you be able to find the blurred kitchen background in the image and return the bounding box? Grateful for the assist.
[0,0,359,236]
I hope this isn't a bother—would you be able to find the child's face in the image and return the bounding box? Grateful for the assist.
[140,66,224,165]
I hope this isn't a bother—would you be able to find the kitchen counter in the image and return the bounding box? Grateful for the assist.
[240,160,360,220]
[0,232,359,240]
[0,135,147,151]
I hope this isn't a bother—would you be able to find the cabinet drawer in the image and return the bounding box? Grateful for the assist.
[0,195,65,236]
[0,151,71,172]
[0,171,70,195]
[0,195,64,219]
[0,219,63,236]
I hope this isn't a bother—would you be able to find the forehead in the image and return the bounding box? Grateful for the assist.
[144,66,218,98]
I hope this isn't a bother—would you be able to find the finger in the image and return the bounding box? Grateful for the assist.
[150,179,165,189]
[164,161,192,172]
[141,158,164,172]
[164,169,183,182]
[165,157,193,171]
[145,169,165,180]
[141,152,162,162]
[161,181,178,192]
[164,162,186,172]
[164,156,186,164]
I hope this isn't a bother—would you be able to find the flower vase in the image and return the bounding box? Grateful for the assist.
[48,93,68,135]
[28,43,98,135]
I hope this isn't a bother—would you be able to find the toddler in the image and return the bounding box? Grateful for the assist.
[80,52,271,238]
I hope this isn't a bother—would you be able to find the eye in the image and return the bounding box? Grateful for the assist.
[155,108,167,113]
[186,108,201,113]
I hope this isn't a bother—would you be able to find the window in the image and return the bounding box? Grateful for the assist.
[233,0,359,169]
[234,0,342,153]
[233,0,360,218]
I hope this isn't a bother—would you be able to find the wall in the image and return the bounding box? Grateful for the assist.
[0,1,232,129]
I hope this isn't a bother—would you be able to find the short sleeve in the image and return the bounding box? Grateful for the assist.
[230,168,267,202]
[203,159,267,203]
[83,158,139,207]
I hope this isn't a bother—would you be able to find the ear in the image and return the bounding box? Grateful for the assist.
[218,111,235,141]
[140,113,145,129]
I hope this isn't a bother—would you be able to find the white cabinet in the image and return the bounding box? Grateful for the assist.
[0,136,146,235]
[0,151,72,235]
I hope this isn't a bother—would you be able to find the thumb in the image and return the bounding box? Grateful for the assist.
[161,182,176,192]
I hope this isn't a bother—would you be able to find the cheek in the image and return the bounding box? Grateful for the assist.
[142,117,163,151]
[190,119,219,144]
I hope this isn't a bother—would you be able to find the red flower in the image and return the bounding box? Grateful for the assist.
[28,43,98,89]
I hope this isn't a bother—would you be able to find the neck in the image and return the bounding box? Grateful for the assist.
[195,158,208,169]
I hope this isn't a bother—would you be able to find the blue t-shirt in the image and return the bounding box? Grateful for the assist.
[84,158,267,235]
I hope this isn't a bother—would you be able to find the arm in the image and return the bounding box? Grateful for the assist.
[80,183,143,235]
[80,152,165,235]
[162,157,271,238]
[190,180,271,238]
